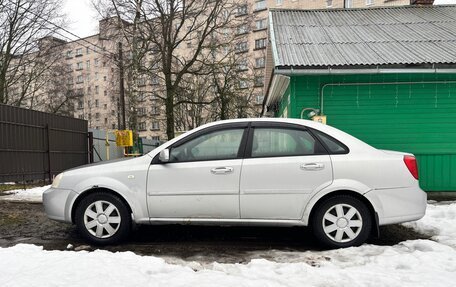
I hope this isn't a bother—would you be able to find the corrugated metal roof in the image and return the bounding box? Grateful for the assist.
[270,5,456,68]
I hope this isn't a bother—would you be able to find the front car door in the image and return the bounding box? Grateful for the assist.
[147,122,248,219]
[240,122,333,220]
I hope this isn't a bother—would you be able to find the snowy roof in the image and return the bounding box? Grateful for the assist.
[269,5,456,68]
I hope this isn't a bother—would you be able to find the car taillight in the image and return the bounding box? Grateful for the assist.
[404,155,419,180]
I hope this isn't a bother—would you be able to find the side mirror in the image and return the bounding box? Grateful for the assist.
[159,149,170,163]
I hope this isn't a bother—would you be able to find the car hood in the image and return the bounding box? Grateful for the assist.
[63,157,140,175]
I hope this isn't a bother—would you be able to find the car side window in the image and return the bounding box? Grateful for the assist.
[312,129,349,154]
[251,128,325,158]
[170,128,245,162]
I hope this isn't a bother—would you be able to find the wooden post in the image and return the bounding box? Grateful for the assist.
[88,131,94,163]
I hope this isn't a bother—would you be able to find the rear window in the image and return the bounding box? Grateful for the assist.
[312,129,349,154]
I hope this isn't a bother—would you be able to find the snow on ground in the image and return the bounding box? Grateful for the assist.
[0,185,50,203]
[1,202,456,287]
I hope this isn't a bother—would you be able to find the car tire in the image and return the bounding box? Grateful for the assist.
[311,195,372,249]
[75,192,131,245]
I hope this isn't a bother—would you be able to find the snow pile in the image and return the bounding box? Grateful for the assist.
[1,202,456,287]
[0,185,50,203]
[403,201,456,248]
[0,240,455,287]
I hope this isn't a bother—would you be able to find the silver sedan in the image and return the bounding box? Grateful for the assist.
[43,118,426,248]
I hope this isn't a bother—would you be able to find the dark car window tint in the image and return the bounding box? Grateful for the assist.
[312,129,348,154]
[252,128,325,158]
[170,128,244,162]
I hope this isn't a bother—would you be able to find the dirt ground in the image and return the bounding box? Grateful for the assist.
[0,200,430,263]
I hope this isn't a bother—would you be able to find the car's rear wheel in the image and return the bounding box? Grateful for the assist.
[311,195,372,248]
[75,192,131,245]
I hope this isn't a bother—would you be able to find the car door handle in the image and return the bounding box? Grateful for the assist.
[210,167,234,175]
[300,163,324,171]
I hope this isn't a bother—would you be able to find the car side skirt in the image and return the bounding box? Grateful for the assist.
[145,218,307,227]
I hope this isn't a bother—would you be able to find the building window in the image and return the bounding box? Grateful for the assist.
[66,50,73,58]
[76,75,83,84]
[236,41,248,53]
[236,4,248,16]
[186,41,192,48]
[112,123,116,129]
[77,101,83,109]
[151,76,159,85]
[103,75,107,81]
[78,114,84,119]
[76,62,83,70]
[254,0,266,11]
[104,90,107,96]
[326,0,333,7]
[151,136,160,141]
[345,0,352,8]
[254,75,264,87]
[67,78,73,85]
[104,104,107,110]
[236,24,248,35]
[276,0,283,5]
[94,58,99,66]
[86,47,90,54]
[255,94,264,104]
[95,112,100,119]
[86,60,90,69]
[75,48,83,56]
[255,19,267,31]
[255,38,267,50]
[237,59,248,71]
[238,80,248,89]
[87,86,91,94]
[66,64,72,72]
[95,99,99,108]
[152,121,160,130]
[95,86,99,94]
[151,106,160,115]
[366,0,374,5]
[255,57,265,68]
[137,78,146,86]
[76,88,84,96]
[138,122,146,131]
[137,107,146,116]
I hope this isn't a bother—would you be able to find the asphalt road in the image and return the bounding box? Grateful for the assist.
[0,201,429,263]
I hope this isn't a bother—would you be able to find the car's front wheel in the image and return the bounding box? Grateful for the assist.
[311,195,372,248]
[75,192,131,245]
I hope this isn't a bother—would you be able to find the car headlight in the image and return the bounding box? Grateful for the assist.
[51,173,64,188]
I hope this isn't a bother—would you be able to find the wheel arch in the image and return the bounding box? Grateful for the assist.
[70,187,133,224]
[305,190,379,238]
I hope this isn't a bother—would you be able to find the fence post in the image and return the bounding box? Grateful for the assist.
[88,132,94,163]
[45,124,52,183]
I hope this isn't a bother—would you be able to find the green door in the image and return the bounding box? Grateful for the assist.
[322,81,456,191]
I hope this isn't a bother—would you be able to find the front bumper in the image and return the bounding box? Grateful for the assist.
[42,187,78,223]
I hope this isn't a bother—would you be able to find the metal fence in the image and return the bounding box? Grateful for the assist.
[0,104,88,183]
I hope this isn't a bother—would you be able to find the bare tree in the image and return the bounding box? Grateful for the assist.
[0,0,66,105]
[95,0,244,139]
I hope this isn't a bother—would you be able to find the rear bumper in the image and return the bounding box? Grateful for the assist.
[364,185,427,225]
[42,187,78,223]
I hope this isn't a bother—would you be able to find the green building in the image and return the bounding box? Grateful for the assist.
[263,5,456,192]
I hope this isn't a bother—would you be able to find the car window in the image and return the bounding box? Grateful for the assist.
[170,128,245,162]
[312,129,348,154]
[251,128,325,158]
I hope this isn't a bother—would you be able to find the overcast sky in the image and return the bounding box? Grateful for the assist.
[63,0,456,39]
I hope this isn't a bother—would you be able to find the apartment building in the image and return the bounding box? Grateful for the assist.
[17,0,410,142]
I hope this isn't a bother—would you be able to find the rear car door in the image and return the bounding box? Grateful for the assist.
[240,122,333,220]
